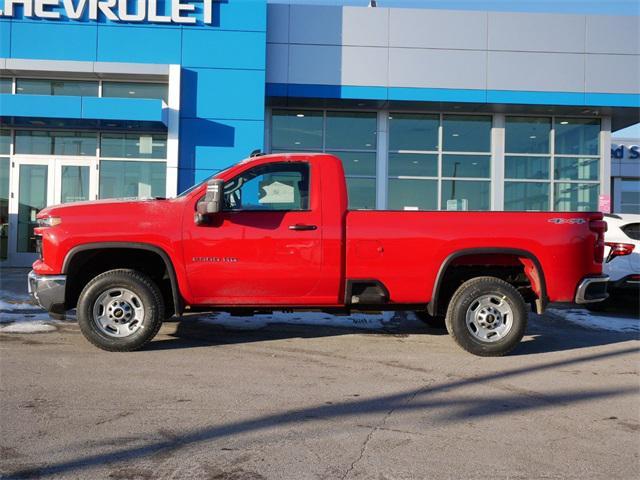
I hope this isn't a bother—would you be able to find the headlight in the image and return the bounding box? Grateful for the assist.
[37,217,62,227]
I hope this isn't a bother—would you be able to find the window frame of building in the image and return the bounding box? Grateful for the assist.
[388,112,492,211]
[270,108,378,210]
[0,76,168,102]
[4,128,168,201]
[504,115,601,212]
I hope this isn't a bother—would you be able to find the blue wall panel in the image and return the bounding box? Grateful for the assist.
[10,21,97,61]
[1,0,266,194]
[178,118,265,189]
[0,94,83,118]
[181,68,266,120]
[0,20,10,58]
[82,98,165,123]
[181,29,266,69]
[96,26,182,64]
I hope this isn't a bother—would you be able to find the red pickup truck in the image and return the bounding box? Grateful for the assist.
[29,153,608,356]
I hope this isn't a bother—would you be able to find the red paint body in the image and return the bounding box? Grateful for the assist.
[34,153,605,310]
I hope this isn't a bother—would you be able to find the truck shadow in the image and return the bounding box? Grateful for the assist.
[145,311,638,356]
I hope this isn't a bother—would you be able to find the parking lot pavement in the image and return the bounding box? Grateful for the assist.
[1,304,639,480]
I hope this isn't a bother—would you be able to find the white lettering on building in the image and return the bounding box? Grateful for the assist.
[0,0,218,24]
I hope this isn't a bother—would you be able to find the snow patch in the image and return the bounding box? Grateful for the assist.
[0,299,39,311]
[198,310,400,331]
[0,320,56,333]
[548,308,639,333]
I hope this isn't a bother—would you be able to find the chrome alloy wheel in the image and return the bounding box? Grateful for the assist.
[465,294,513,343]
[92,288,145,338]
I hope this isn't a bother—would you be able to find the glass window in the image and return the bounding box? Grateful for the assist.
[442,115,491,152]
[16,78,98,96]
[17,165,48,253]
[554,157,599,181]
[0,129,10,155]
[0,157,8,259]
[620,180,640,214]
[100,133,167,159]
[505,155,550,180]
[347,177,376,210]
[102,82,168,102]
[554,183,599,212]
[15,130,97,156]
[555,118,600,156]
[389,113,438,151]
[505,117,550,154]
[442,154,490,178]
[60,166,90,203]
[223,163,309,211]
[0,78,12,94]
[325,112,377,150]
[504,182,550,211]
[99,160,166,199]
[272,110,323,150]
[389,152,438,177]
[441,180,490,211]
[327,151,376,177]
[388,179,437,211]
[620,192,640,214]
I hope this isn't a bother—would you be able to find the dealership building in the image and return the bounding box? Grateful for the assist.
[0,0,639,266]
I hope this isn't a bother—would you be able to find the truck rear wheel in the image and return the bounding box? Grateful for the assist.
[445,276,527,357]
[77,269,164,352]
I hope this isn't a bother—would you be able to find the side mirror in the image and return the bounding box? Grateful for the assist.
[195,179,223,224]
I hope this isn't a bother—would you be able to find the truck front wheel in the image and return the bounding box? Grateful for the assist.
[445,276,527,357]
[77,269,164,352]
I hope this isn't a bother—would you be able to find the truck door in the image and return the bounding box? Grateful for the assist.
[183,161,325,305]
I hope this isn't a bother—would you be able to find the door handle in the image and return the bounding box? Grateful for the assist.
[289,224,318,231]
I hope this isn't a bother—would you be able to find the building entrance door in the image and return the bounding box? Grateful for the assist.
[4,156,97,267]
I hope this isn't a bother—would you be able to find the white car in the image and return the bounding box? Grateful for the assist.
[589,214,640,310]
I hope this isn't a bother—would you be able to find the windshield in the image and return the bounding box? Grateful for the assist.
[177,164,236,197]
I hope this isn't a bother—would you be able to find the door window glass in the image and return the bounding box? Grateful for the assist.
[224,163,310,211]
[60,166,90,203]
[0,157,8,259]
[0,129,10,155]
[18,165,48,253]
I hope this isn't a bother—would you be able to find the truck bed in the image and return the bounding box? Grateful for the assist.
[346,211,603,304]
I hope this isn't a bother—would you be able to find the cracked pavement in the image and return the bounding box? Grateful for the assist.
[1,312,639,479]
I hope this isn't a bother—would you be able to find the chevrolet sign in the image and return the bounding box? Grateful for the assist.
[0,0,219,24]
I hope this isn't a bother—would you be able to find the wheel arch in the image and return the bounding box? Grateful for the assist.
[62,242,183,317]
[427,248,548,316]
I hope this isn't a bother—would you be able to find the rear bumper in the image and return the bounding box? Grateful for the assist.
[610,274,640,293]
[575,275,609,304]
[28,270,67,315]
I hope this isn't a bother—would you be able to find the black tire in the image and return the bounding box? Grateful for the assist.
[445,276,527,357]
[415,311,446,329]
[77,269,164,352]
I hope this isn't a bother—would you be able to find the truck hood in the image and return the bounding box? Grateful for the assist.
[38,197,168,218]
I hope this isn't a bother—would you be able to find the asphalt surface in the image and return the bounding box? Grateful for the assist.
[1,310,639,480]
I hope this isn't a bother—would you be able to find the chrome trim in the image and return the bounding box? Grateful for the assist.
[28,270,67,313]
[575,275,609,304]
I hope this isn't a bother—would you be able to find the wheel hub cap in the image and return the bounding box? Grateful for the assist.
[465,294,514,343]
[93,288,145,338]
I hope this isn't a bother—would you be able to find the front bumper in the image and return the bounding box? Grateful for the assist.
[575,275,609,304]
[28,270,67,315]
